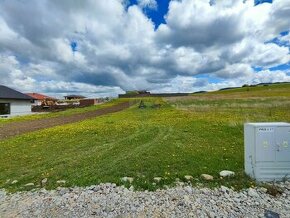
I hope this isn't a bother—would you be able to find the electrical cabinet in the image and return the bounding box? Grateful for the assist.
[244,122,290,181]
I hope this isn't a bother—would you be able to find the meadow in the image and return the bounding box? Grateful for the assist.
[0,83,289,192]
[0,98,128,125]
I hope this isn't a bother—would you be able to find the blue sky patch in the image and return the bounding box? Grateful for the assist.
[269,63,290,71]
[128,0,170,28]
[70,41,78,52]
[254,0,273,6]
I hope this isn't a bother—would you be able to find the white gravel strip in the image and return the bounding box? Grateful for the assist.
[0,182,290,218]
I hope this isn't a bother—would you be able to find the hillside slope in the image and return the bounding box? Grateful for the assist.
[194,83,290,98]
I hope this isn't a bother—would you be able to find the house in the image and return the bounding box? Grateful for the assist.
[0,85,35,117]
[64,94,86,100]
[25,93,57,106]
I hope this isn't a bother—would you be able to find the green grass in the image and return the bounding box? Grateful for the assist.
[192,83,290,98]
[0,84,289,192]
[0,98,128,125]
[168,98,290,124]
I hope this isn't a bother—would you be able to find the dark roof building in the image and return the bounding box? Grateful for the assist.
[64,95,86,100]
[0,85,34,100]
[0,85,34,116]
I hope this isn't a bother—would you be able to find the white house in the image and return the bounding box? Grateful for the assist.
[0,85,35,117]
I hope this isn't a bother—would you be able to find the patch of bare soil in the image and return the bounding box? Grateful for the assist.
[0,101,130,140]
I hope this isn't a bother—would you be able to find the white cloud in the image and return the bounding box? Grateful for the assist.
[137,0,157,10]
[279,32,290,46]
[0,0,289,96]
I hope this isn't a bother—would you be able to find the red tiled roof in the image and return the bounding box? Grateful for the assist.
[25,93,57,100]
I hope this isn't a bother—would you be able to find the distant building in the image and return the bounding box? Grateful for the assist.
[64,95,86,100]
[79,99,102,107]
[25,93,57,106]
[0,85,34,117]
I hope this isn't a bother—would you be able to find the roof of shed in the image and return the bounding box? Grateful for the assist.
[25,93,56,100]
[0,85,35,100]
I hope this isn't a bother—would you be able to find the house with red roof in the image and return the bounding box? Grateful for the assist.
[25,93,57,106]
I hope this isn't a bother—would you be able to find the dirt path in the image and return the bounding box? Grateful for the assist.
[0,101,131,140]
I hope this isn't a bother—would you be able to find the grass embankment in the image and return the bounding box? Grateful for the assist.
[0,84,289,192]
[193,82,290,98]
[0,98,128,125]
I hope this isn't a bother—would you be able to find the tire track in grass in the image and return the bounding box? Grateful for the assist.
[99,126,174,171]
[67,125,151,174]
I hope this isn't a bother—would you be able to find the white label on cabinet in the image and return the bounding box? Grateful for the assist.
[258,127,274,133]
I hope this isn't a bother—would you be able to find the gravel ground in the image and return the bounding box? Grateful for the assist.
[0,182,289,218]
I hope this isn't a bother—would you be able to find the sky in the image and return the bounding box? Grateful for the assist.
[0,0,290,98]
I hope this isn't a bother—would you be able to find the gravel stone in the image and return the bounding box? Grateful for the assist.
[0,182,289,217]
[56,180,66,185]
[248,188,260,198]
[121,177,134,183]
[201,174,214,181]
[184,175,193,180]
[153,177,162,183]
[24,183,34,187]
[41,178,48,186]
[219,170,235,177]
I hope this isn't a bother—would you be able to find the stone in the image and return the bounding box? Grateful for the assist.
[24,183,34,187]
[56,180,66,184]
[219,170,235,177]
[201,174,214,181]
[259,187,268,193]
[11,180,18,184]
[209,212,216,218]
[154,177,162,183]
[248,188,259,197]
[0,190,6,199]
[41,178,48,186]
[176,182,185,186]
[183,195,190,202]
[184,186,193,194]
[121,177,134,183]
[221,186,229,193]
[264,210,280,218]
[58,188,67,195]
[184,175,193,180]
[0,181,289,217]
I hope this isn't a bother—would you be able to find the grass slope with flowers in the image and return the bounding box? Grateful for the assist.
[0,98,128,125]
[0,83,290,192]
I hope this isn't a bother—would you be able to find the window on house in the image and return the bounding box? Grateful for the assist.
[0,103,10,115]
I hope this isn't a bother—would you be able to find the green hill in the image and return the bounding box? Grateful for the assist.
[194,83,290,98]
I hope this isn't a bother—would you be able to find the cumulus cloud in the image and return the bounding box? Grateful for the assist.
[0,0,289,97]
[137,0,157,10]
[279,33,290,46]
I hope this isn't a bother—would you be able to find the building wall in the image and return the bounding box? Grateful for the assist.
[31,100,42,106]
[0,99,32,116]
[79,99,98,107]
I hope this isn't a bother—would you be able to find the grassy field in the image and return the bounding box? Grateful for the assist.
[0,83,289,192]
[192,82,290,98]
[0,98,128,125]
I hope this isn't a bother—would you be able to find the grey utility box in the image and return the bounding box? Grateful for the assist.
[244,122,290,181]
